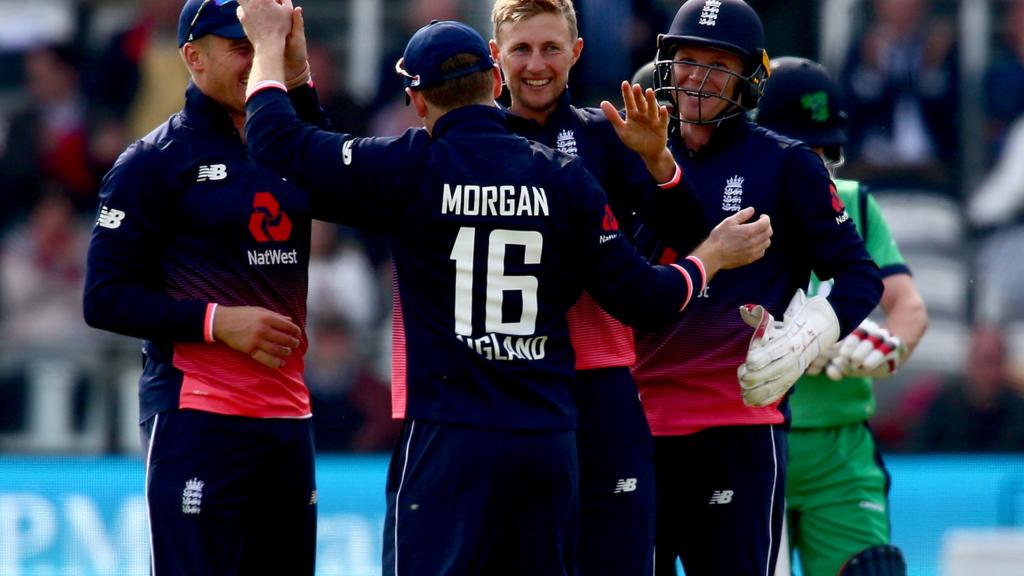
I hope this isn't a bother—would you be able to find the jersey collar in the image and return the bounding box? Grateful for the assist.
[431,104,508,139]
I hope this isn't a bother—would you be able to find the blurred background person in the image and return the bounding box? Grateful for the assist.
[911,324,1024,452]
[838,0,958,194]
[0,43,94,232]
[305,312,401,453]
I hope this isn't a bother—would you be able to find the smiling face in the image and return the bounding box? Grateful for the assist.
[184,34,254,125]
[669,44,746,124]
[490,12,582,124]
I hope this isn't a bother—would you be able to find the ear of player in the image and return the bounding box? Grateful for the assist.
[819,318,907,380]
[736,289,840,407]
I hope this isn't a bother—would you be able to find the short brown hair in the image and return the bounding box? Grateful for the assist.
[420,53,495,111]
[491,0,578,44]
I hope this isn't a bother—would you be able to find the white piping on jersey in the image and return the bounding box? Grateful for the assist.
[394,420,416,576]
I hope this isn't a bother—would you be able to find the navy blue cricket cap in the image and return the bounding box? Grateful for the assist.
[395,20,495,91]
[178,0,245,48]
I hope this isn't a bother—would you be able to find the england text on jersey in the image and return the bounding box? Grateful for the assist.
[441,183,549,217]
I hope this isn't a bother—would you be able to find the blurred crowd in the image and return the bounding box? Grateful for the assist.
[1,0,1023,454]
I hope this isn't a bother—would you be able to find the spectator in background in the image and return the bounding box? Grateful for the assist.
[839,0,958,193]
[307,220,379,335]
[86,0,187,179]
[367,0,462,136]
[982,0,1024,165]
[306,312,401,452]
[0,43,94,230]
[306,41,369,136]
[0,190,96,435]
[912,325,1024,452]
[967,115,1024,230]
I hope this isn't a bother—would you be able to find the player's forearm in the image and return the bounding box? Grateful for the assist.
[83,279,208,343]
[249,42,287,89]
[880,274,929,355]
[825,258,883,338]
[641,148,678,184]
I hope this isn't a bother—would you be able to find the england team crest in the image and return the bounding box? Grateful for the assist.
[722,175,744,212]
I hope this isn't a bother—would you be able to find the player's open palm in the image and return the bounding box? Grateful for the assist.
[707,207,772,269]
[236,0,294,49]
[214,305,302,369]
[600,81,670,162]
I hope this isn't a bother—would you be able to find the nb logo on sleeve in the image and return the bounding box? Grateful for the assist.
[96,206,126,229]
[197,164,228,182]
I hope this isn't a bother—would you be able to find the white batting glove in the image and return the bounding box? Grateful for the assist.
[825,318,907,380]
[737,289,841,407]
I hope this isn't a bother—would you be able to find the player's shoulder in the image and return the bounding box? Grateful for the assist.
[571,105,621,141]
[747,121,811,154]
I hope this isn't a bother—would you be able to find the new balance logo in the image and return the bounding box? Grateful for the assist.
[708,489,733,505]
[197,164,228,182]
[182,478,204,515]
[614,478,638,493]
[96,206,126,229]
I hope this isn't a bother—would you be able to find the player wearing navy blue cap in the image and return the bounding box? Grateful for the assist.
[83,1,327,574]
[631,1,884,574]
[237,1,771,574]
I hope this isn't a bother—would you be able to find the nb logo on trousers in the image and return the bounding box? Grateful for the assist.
[614,478,638,493]
[709,489,734,505]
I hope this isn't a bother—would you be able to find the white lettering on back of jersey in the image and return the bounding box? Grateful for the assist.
[196,164,227,182]
[456,333,547,361]
[442,184,549,217]
[96,206,126,229]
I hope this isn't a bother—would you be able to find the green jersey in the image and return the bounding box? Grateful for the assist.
[790,179,907,428]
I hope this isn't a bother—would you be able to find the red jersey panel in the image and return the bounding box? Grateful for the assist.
[566,292,636,370]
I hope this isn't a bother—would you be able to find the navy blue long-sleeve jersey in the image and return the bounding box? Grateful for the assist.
[84,83,330,422]
[502,91,707,370]
[245,90,705,430]
[633,118,883,435]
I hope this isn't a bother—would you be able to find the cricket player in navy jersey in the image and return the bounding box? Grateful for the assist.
[757,56,926,576]
[488,2,773,574]
[631,1,884,574]
[236,1,771,574]
[82,1,329,574]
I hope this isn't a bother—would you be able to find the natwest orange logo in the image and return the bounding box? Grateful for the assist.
[248,192,292,242]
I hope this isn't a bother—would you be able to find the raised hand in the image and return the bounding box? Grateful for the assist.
[600,81,676,182]
[283,6,310,86]
[236,0,294,52]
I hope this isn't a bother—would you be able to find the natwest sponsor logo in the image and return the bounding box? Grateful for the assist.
[248,192,292,242]
[247,248,299,266]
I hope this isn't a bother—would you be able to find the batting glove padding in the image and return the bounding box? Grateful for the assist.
[737,289,840,407]
[825,318,906,380]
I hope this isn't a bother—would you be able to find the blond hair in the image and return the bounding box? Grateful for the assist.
[491,0,578,43]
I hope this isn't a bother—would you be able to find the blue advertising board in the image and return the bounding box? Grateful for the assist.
[2,454,1024,575]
